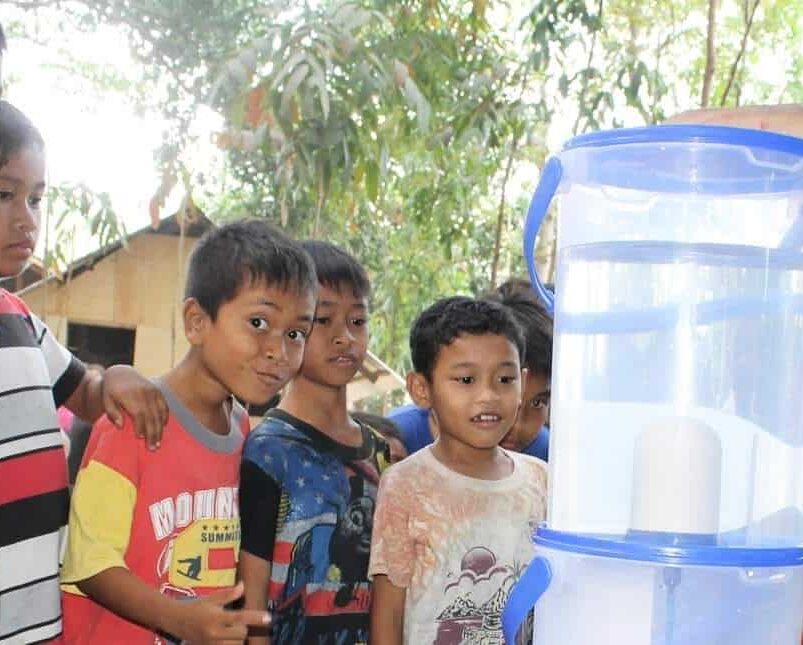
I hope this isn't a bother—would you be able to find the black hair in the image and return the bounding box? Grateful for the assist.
[0,100,45,168]
[299,240,370,298]
[185,218,317,320]
[410,296,525,380]
[483,278,553,378]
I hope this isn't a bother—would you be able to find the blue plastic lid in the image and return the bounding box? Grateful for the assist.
[558,125,803,194]
[535,525,803,567]
[564,125,803,156]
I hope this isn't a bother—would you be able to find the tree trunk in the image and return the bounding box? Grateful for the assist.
[720,0,760,106]
[490,134,519,288]
[701,0,719,107]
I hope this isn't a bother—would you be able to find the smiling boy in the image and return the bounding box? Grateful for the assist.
[369,296,547,645]
[60,219,317,644]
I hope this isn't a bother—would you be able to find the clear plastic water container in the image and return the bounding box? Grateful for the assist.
[525,126,803,546]
[503,528,803,645]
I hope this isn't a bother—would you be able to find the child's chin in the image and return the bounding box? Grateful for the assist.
[0,260,28,277]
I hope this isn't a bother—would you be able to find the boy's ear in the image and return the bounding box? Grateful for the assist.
[406,371,432,409]
[183,298,209,346]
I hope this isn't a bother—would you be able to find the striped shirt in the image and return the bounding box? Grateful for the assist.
[0,288,84,644]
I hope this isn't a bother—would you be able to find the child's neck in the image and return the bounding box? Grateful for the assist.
[280,376,361,447]
[430,434,513,480]
[162,358,232,436]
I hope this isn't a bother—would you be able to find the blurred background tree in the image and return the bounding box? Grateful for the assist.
[3,0,802,371]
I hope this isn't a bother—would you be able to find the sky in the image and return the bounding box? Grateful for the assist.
[3,14,223,261]
[6,25,164,242]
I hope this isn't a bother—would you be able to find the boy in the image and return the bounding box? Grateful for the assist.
[388,278,552,460]
[0,99,167,644]
[238,240,388,644]
[369,296,548,644]
[60,219,318,644]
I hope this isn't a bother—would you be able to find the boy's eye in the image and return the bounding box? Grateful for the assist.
[351,317,368,327]
[454,376,474,385]
[314,316,330,325]
[499,375,519,384]
[530,397,549,409]
[28,195,43,209]
[250,317,268,331]
[287,329,307,341]
[0,191,13,202]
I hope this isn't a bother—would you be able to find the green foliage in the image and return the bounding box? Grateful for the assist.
[8,0,803,373]
[44,182,126,274]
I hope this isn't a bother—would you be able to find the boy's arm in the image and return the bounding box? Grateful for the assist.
[238,456,283,644]
[65,365,168,450]
[370,575,405,645]
[239,551,272,644]
[77,570,268,644]
[27,307,166,448]
[368,469,416,645]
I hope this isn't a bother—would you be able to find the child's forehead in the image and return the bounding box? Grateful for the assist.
[317,281,369,306]
[0,145,46,184]
[230,275,316,306]
[436,332,520,365]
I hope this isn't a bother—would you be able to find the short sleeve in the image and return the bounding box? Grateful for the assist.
[368,468,416,588]
[239,458,281,561]
[61,417,139,584]
[27,310,85,406]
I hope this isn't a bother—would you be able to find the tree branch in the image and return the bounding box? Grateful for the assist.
[490,65,530,287]
[719,0,760,106]
[572,0,604,135]
[701,0,719,107]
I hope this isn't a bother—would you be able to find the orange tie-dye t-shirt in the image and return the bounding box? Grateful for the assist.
[369,447,547,644]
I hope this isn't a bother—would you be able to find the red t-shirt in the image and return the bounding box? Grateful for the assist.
[61,387,249,644]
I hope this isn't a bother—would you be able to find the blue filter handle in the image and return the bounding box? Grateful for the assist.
[502,555,552,644]
[524,157,562,314]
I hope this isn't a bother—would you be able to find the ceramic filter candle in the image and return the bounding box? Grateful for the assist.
[630,417,723,535]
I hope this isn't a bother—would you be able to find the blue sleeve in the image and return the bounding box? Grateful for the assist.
[523,427,550,462]
[388,405,433,455]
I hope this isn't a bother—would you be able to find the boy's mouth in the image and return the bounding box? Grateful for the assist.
[6,238,34,255]
[329,353,358,366]
[256,370,285,386]
[470,413,503,425]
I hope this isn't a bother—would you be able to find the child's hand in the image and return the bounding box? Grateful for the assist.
[102,365,169,450]
[170,582,270,644]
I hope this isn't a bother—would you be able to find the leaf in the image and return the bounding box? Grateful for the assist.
[365,160,379,202]
[280,63,309,115]
[402,76,431,130]
[271,50,308,90]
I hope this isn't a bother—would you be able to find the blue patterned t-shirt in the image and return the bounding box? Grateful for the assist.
[239,409,389,645]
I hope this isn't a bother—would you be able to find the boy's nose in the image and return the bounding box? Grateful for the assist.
[13,204,38,233]
[264,339,288,363]
[478,384,502,403]
[332,326,354,345]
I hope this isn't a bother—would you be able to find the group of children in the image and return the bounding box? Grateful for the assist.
[1,98,549,645]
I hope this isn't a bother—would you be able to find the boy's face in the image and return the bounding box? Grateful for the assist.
[300,283,369,387]
[500,371,550,452]
[189,278,315,404]
[411,333,523,451]
[0,146,45,277]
